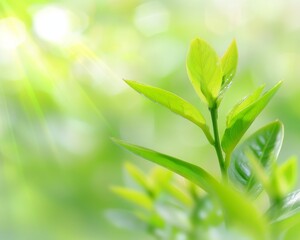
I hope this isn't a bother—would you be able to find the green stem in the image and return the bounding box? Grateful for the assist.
[224,153,231,171]
[210,106,226,180]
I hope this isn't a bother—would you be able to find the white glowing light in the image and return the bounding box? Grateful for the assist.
[33,6,72,43]
[0,17,26,50]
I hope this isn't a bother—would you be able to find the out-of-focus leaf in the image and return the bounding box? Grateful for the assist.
[229,121,283,195]
[156,203,190,230]
[282,221,300,240]
[146,212,165,229]
[268,190,300,238]
[268,190,300,222]
[150,166,173,185]
[191,195,223,228]
[111,186,153,210]
[222,81,282,154]
[218,39,238,100]
[125,80,213,143]
[213,183,268,240]
[272,157,298,197]
[125,162,153,194]
[165,184,193,207]
[150,167,192,206]
[149,166,173,196]
[112,138,268,239]
[106,209,147,230]
[186,38,222,107]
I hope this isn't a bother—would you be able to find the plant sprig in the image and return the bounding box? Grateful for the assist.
[111,38,300,239]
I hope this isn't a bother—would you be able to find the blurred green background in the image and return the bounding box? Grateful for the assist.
[0,0,300,239]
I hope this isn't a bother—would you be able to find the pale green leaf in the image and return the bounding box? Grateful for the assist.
[148,166,173,196]
[268,190,300,238]
[111,186,153,210]
[220,39,238,91]
[213,182,268,239]
[150,167,193,206]
[272,156,298,197]
[266,190,300,240]
[166,184,193,206]
[186,38,222,107]
[222,81,282,154]
[268,190,300,222]
[125,162,154,195]
[228,121,283,195]
[112,138,268,239]
[150,166,173,186]
[282,221,300,240]
[125,80,213,143]
[156,203,190,230]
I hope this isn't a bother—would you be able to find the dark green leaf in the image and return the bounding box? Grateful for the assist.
[228,121,283,195]
[125,80,213,143]
[222,81,282,154]
[186,38,222,107]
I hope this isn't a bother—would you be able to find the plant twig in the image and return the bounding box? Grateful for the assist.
[210,105,226,180]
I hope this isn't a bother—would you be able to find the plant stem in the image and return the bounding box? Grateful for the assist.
[224,153,231,171]
[210,106,226,180]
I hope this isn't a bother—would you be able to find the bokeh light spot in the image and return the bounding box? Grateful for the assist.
[0,17,26,51]
[33,6,72,43]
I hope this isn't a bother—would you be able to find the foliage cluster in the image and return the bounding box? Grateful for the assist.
[111,38,299,240]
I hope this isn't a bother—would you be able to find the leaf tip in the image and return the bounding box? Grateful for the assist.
[123,79,135,86]
[276,80,283,87]
[230,38,238,50]
[189,37,212,50]
[110,137,123,146]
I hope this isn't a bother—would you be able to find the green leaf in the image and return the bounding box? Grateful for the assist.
[112,138,217,192]
[156,203,190,230]
[268,190,300,237]
[149,166,173,196]
[282,221,300,240]
[186,38,222,107]
[222,81,282,154]
[212,182,268,240]
[226,85,265,127]
[111,186,153,210]
[150,166,173,187]
[221,39,238,87]
[228,121,283,195]
[125,80,213,143]
[125,162,152,192]
[272,156,298,197]
[165,184,193,207]
[112,138,268,239]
